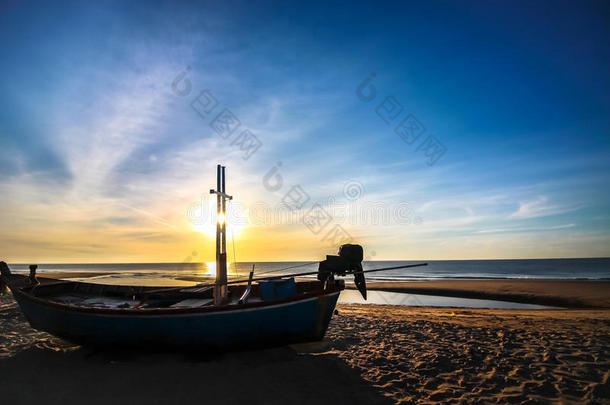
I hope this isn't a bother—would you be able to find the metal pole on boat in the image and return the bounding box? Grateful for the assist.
[221,166,226,260]
[220,166,228,302]
[210,164,231,305]
[216,164,221,269]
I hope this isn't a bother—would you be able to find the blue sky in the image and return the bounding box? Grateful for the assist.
[0,0,609,262]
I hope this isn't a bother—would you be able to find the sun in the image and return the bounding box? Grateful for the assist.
[190,199,247,238]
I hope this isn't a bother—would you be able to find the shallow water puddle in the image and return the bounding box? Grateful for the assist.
[339,289,556,309]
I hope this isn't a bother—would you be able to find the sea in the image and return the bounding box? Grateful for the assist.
[5,258,610,287]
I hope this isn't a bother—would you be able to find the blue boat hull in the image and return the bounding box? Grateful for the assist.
[14,291,341,348]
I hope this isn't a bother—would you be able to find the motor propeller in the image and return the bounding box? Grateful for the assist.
[317,244,367,299]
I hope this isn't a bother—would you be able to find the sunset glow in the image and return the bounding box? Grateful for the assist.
[1,1,609,264]
[190,199,246,240]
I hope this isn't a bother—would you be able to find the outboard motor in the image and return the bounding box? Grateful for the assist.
[318,244,367,300]
[28,265,39,285]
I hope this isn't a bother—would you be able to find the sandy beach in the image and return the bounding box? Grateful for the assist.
[1,279,609,404]
[327,305,610,404]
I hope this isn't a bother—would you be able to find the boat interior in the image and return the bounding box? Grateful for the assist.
[16,277,335,310]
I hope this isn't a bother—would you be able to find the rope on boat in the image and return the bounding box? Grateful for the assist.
[224,260,318,284]
[143,262,427,295]
[252,261,318,278]
[199,263,428,289]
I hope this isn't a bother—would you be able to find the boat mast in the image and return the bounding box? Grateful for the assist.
[210,164,232,305]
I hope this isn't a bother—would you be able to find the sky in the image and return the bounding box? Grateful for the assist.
[0,0,609,263]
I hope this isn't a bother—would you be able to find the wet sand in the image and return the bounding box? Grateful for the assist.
[1,290,609,404]
[361,279,610,308]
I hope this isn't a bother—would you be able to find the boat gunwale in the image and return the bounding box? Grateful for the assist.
[10,277,344,316]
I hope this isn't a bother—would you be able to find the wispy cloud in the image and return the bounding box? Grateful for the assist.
[474,223,576,234]
[509,196,583,219]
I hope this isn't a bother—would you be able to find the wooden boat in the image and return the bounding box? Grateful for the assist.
[0,165,425,349]
[0,266,344,348]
